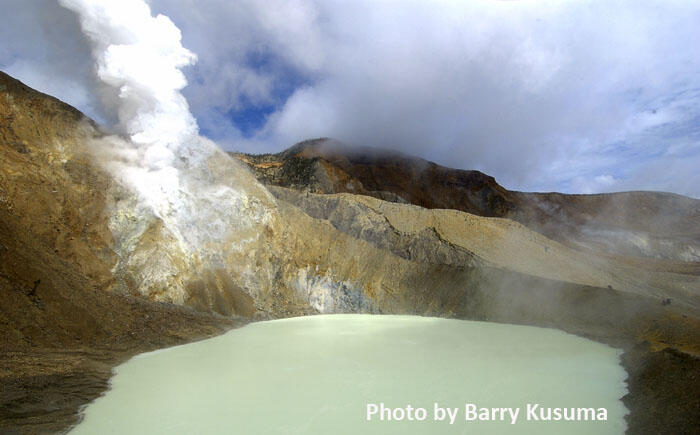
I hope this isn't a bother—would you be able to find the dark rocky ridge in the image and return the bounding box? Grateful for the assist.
[1,71,698,434]
[234,138,700,267]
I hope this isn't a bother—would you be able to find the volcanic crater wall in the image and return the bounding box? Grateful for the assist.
[1,70,699,354]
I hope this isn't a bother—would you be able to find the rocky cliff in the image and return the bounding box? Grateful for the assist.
[234,138,700,265]
[1,71,699,434]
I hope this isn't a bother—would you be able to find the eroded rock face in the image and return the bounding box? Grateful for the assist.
[235,138,700,263]
[0,72,116,289]
[0,72,236,352]
[101,140,281,312]
[0,71,283,318]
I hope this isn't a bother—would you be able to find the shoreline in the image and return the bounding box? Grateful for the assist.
[0,295,250,434]
[1,314,698,435]
[620,342,700,434]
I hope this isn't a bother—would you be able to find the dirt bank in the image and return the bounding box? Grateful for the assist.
[621,343,700,435]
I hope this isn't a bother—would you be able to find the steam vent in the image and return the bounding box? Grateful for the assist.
[1,1,699,434]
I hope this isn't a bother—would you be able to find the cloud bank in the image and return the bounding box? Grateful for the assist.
[1,0,699,197]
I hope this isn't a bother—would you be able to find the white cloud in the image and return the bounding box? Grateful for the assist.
[2,0,699,197]
[571,174,618,195]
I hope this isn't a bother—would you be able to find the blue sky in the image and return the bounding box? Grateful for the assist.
[1,0,699,198]
[189,50,310,139]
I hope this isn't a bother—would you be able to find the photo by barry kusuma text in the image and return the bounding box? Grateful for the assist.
[366,402,609,425]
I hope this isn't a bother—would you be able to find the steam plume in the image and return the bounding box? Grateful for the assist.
[59,0,197,166]
[59,0,273,261]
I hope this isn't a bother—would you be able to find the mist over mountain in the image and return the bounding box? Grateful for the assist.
[235,138,700,265]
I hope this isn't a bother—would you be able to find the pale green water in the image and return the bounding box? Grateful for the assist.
[71,315,627,434]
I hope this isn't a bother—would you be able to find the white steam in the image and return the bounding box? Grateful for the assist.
[59,0,274,262]
[59,0,197,164]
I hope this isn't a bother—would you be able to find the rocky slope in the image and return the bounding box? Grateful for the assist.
[0,71,245,432]
[234,138,700,265]
[1,71,699,434]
